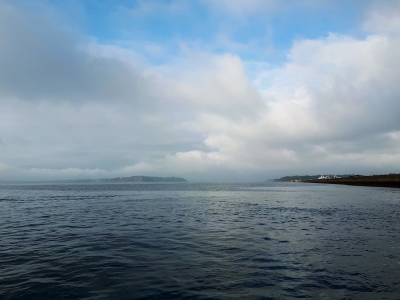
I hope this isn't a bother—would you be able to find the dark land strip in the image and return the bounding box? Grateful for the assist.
[306,174,400,188]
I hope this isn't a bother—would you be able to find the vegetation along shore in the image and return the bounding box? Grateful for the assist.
[306,174,400,188]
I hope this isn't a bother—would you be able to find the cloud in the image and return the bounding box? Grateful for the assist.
[156,53,264,120]
[203,0,328,17]
[0,1,152,105]
[152,14,400,176]
[0,1,188,180]
[363,1,400,35]
[1,0,400,181]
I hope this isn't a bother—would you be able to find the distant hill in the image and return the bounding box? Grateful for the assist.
[274,174,352,182]
[56,176,188,183]
[274,175,321,182]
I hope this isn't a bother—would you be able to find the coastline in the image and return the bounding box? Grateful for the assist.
[305,174,400,188]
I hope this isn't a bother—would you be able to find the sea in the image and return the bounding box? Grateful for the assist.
[0,182,399,300]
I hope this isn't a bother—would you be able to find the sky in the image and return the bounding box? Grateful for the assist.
[1,0,400,182]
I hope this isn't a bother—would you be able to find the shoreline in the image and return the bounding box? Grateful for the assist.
[305,174,400,188]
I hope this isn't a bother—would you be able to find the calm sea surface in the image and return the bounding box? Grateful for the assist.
[1,182,400,299]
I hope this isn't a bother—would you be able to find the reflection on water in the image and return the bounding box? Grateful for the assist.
[0,182,399,299]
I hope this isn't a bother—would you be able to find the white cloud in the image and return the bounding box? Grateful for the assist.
[148,13,400,176]
[156,53,264,119]
[1,0,400,181]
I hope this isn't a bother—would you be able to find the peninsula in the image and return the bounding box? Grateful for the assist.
[273,174,351,182]
[306,174,400,188]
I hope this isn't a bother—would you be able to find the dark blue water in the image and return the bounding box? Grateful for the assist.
[1,182,400,299]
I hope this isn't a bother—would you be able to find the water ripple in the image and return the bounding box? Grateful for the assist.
[0,183,400,299]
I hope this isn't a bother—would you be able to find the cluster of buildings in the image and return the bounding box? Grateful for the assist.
[318,175,341,179]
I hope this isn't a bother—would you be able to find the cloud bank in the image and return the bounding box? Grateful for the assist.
[1,0,400,181]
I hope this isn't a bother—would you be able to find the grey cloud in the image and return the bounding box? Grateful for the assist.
[0,2,151,106]
[0,1,196,179]
[2,0,400,182]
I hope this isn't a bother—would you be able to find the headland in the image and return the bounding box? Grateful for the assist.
[306,174,400,188]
